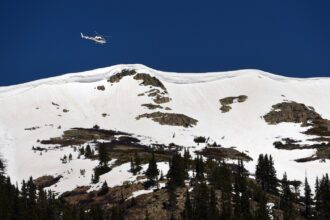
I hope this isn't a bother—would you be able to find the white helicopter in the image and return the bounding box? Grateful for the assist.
[80,32,109,44]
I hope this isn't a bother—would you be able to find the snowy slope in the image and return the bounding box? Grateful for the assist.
[0,64,329,193]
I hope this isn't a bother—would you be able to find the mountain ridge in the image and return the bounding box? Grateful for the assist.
[1,64,330,96]
[0,64,329,194]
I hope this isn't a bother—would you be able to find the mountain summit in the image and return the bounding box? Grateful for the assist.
[0,64,329,194]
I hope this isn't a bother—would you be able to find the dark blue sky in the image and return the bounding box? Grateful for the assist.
[0,0,329,85]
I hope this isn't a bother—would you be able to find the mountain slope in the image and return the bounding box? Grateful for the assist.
[0,64,329,193]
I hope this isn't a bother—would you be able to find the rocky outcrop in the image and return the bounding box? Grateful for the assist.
[33,175,62,189]
[220,105,231,113]
[219,95,247,113]
[264,102,321,126]
[96,85,105,91]
[61,183,144,207]
[266,102,330,162]
[41,128,129,146]
[133,73,166,91]
[196,146,252,161]
[153,95,171,104]
[108,70,171,105]
[108,69,136,83]
[304,118,330,136]
[136,112,198,127]
[141,103,163,110]
[145,88,171,104]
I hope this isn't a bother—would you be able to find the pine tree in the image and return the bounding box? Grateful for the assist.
[209,187,219,220]
[194,155,205,182]
[98,181,109,196]
[241,190,252,220]
[318,174,330,219]
[254,192,270,220]
[280,172,295,220]
[134,152,142,173]
[193,182,209,220]
[304,177,312,219]
[130,157,135,174]
[183,148,191,177]
[268,155,278,194]
[182,189,193,220]
[167,153,186,187]
[256,154,278,194]
[85,144,92,157]
[233,180,242,220]
[315,177,321,218]
[145,152,159,184]
[98,142,109,168]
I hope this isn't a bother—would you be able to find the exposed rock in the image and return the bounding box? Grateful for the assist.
[196,145,252,161]
[96,85,105,91]
[147,89,160,97]
[153,95,171,104]
[108,69,136,83]
[52,102,59,106]
[274,138,330,162]
[24,126,40,131]
[141,103,163,110]
[61,183,144,207]
[193,136,206,144]
[263,101,321,126]
[220,105,232,113]
[220,95,247,106]
[133,73,166,91]
[41,128,129,146]
[63,109,69,113]
[136,111,198,127]
[165,107,172,110]
[304,118,330,136]
[219,95,247,113]
[33,175,62,189]
[124,187,187,220]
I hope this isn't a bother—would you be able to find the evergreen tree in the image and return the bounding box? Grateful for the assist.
[85,144,92,157]
[209,187,219,220]
[98,181,109,196]
[267,155,278,194]
[134,152,142,173]
[167,153,186,187]
[98,142,109,167]
[183,148,191,177]
[280,172,295,220]
[182,189,193,220]
[254,192,271,220]
[194,155,205,182]
[256,154,278,194]
[130,157,135,174]
[318,174,330,219]
[193,182,209,220]
[233,180,242,220]
[315,177,321,218]
[145,152,159,184]
[304,177,312,219]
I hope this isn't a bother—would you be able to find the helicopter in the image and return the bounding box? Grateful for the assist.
[80,32,109,44]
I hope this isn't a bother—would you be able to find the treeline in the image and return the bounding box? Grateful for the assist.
[1,149,330,220]
[0,158,105,220]
[142,150,330,220]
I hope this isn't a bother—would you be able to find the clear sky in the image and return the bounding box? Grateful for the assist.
[0,0,329,85]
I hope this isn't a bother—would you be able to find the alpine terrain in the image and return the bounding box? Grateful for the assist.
[0,64,329,219]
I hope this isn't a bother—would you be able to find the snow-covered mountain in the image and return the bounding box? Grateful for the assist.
[0,64,329,193]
